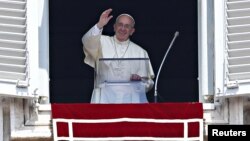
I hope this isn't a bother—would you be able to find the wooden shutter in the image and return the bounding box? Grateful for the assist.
[0,0,27,83]
[224,0,250,95]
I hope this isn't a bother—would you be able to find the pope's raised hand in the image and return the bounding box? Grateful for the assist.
[97,9,113,29]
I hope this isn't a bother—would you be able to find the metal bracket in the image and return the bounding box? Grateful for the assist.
[226,81,239,89]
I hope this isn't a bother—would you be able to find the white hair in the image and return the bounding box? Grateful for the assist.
[116,13,135,27]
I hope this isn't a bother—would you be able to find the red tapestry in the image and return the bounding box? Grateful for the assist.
[51,103,203,138]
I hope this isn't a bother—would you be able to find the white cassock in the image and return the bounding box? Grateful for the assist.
[82,24,155,103]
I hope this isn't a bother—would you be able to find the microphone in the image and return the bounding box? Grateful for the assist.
[154,31,179,103]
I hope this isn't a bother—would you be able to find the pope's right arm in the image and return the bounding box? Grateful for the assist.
[82,9,113,68]
[82,25,102,68]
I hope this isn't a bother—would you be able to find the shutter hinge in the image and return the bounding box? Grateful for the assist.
[226,81,238,89]
[16,79,30,88]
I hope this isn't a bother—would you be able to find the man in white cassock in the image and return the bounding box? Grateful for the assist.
[82,8,155,103]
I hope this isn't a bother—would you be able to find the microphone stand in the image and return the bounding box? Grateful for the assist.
[154,31,179,103]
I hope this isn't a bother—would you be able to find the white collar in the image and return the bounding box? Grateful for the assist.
[113,35,130,45]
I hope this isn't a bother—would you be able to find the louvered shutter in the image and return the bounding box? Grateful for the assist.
[0,0,27,83]
[223,0,250,96]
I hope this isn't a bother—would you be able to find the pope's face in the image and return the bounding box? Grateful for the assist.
[114,16,135,42]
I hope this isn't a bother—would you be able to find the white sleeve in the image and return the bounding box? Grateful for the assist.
[82,24,103,43]
[82,24,103,68]
[143,79,154,92]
